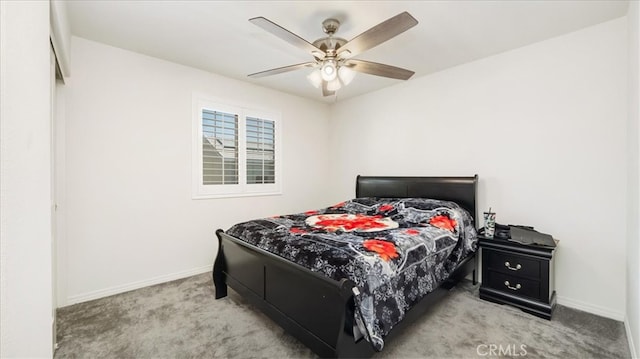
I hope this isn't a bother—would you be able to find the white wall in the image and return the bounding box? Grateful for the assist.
[328,18,628,319]
[61,37,331,304]
[0,1,54,357]
[627,2,640,357]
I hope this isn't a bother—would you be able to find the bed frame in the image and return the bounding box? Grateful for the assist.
[212,175,478,358]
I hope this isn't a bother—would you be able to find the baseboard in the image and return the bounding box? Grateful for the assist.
[63,265,212,306]
[626,317,639,359]
[556,295,625,321]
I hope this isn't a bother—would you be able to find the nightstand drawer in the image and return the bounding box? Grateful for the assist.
[486,250,540,279]
[486,271,540,300]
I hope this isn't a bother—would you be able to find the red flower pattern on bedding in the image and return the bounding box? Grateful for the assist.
[429,215,457,231]
[363,239,399,261]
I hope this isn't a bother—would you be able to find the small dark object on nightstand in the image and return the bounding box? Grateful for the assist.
[509,226,556,247]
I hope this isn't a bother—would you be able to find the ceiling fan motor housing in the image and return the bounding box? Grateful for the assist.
[314,18,347,57]
[312,37,347,55]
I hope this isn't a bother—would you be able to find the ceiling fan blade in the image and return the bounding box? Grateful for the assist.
[250,17,326,59]
[248,62,316,78]
[347,59,415,80]
[322,82,335,97]
[337,12,418,58]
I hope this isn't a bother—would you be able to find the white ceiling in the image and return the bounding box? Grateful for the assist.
[66,1,629,103]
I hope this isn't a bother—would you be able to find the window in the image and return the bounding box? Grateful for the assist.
[192,94,281,198]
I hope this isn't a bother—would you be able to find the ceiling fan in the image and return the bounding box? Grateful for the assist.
[248,12,419,97]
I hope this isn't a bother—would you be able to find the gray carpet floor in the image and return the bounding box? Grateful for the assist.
[55,273,630,358]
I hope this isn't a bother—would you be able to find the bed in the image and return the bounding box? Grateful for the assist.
[212,175,478,358]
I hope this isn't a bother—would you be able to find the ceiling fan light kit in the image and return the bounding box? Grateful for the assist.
[307,64,356,92]
[338,66,356,85]
[248,11,418,97]
[327,78,342,92]
[321,60,338,81]
[306,69,323,88]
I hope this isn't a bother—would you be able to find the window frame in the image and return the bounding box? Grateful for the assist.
[192,94,282,199]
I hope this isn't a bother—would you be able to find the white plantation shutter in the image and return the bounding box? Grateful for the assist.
[246,117,275,184]
[193,94,281,198]
[202,109,238,185]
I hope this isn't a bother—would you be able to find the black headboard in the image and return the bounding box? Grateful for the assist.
[356,175,478,226]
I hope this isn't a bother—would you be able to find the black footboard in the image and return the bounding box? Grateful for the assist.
[213,229,375,358]
[213,229,476,358]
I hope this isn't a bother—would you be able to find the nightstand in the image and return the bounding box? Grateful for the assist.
[478,235,557,320]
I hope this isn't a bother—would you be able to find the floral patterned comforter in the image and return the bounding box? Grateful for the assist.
[226,197,477,351]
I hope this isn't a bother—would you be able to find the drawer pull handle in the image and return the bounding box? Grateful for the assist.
[504,261,522,271]
[504,281,521,291]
